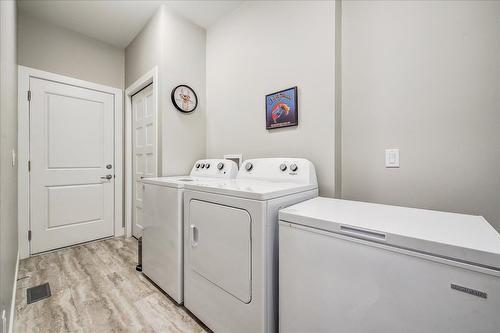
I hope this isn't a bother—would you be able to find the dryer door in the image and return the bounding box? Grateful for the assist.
[189,200,252,303]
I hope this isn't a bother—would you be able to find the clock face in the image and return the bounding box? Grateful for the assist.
[171,85,198,113]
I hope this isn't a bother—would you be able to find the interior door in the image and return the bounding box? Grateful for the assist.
[30,77,115,254]
[132,84,156,238]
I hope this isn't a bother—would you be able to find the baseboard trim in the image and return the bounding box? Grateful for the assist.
[8,251,19,333]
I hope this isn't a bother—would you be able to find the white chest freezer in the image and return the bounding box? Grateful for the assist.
[279,197,500,333]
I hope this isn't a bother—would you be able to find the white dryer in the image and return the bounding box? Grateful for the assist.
[141,159,238,304]
[183,158,318,333]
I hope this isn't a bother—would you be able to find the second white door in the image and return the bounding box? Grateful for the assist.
[132,84,157,238]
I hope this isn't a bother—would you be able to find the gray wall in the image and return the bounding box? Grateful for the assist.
[341,1,500,230]
[18,12,124,89]
[206,1,336,197]
[0,0,18,332]
[125,8,162,88]
[160,6,206,176]
[126,5,206,176]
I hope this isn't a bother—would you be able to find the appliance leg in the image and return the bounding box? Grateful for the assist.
[136,236,143,272]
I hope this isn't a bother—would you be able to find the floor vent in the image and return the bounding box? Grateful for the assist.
[27,283,51,304]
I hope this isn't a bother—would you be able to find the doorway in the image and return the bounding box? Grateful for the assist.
[131,83,157,238]
[18,66,123,258]
[124,67,159,239]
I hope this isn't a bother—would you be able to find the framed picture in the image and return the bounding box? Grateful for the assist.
[265,86,298,130]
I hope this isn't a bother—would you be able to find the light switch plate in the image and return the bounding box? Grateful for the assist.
[385,149,400,168]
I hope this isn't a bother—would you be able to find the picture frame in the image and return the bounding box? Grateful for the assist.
[265,86,298,130]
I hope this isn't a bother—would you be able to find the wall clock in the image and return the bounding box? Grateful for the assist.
[171,85,198,113]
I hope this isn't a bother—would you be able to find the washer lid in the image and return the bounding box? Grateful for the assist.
[184,179,318,200]
[141,176,203,188]
[279,197,500,270]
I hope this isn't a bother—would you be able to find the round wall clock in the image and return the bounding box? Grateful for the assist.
[171,85,198,113]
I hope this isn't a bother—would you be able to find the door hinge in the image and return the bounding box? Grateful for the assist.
[27,90,31,101]
[28,230,32,241]
[28,160,31,172]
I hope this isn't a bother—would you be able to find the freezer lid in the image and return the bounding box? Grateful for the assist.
[279,197,500,270]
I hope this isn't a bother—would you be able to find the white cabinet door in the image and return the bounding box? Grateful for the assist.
[188,200,252,303]
[30,77,114,254]
[132,84,156,238]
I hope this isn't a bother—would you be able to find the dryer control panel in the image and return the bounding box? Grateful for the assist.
[238,158,317,186]
[190,159,238,178]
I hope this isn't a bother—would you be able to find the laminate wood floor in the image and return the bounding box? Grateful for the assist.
[15,237,206,333]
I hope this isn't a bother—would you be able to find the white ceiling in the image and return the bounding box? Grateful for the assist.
[17,1,243,49]
[165,1,243,29]
[18,1,162,48]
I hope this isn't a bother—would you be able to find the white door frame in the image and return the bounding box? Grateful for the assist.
[124,66,159,238]
[17,66,123,259]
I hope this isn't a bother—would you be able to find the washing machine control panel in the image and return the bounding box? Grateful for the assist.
[238,158,317,185]
[191,159,238,178]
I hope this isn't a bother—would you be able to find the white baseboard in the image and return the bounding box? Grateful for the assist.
[8,251,19,333]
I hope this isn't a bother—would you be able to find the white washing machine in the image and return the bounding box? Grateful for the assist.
[183,158,318,333]
[141,159,238,304]
[279,197,500,333]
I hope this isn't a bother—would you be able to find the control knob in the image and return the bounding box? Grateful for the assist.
[290,163,298,172]
[195,163,200,169]
[279,163,287,172]
[200,163,205,169]
[217,162,224,170]
[245,162,253,171]
[206,163,210,169]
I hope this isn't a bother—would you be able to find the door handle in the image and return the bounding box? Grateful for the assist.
[100,174,113,180]
[190,225,198,247]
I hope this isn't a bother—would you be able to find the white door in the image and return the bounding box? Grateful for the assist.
[30,77,115,254]
[188,200,252,303]
[132,84,157,238]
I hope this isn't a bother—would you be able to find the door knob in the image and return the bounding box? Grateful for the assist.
[100,174,112,180]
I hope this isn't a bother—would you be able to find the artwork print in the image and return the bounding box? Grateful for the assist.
[265,87,298,130]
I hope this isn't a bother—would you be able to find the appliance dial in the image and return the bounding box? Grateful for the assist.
[206,163,210,169]
[217,162,224,170]
[200,163,205,169]
[245,162,253,171]
[195,163,200,169]
[280,163,287,172]
[290,163,298,172]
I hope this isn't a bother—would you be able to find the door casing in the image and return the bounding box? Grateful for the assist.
[17,66,123,259]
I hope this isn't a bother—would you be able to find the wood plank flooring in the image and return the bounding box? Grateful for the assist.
[15,237,206,333]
